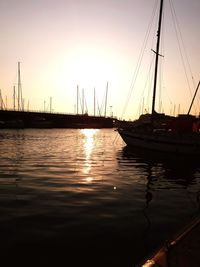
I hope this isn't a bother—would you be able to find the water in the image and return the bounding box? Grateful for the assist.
[0,129,199,266]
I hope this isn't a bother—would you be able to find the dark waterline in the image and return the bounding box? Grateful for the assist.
[0,129,199,266]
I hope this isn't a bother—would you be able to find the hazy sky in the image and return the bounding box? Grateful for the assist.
[0,0,200,119]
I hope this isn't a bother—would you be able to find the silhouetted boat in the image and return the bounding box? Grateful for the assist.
[118,0,200,155]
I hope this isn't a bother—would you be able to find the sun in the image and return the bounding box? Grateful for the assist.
[68,46,116,88]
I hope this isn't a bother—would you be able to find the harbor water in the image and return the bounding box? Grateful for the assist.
[0,129,200,266]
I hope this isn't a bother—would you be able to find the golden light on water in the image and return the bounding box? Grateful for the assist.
[81,129,98,160]
[81,129,99,181]
[85,177,93,183]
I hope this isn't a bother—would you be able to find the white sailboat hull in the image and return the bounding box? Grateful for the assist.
[118,129,200,155]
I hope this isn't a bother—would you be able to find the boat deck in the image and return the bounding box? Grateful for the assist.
[140,215,200,267]
[167,216,200,267]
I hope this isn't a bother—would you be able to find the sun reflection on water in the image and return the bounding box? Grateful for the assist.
[81,129,99,182]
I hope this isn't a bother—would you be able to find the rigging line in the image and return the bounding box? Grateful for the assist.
[121,5,156,118]
[137,56,155,116]
[169,0,194,100]
[196,95,200,113]
[169,0,196,89]
[120,0,159,119]
[137,2,165,117]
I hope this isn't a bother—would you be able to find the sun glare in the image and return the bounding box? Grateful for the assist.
[81,129,99,179]
[65,46,120,99]
[70,47,115,80]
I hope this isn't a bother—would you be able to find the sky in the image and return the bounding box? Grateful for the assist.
[0,0,200,120]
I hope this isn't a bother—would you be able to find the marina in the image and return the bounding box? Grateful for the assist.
[0,0,200,266]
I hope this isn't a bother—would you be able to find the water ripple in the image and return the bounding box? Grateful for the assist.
[0,128,200,266]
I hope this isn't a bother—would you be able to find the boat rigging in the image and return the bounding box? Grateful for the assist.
[118,0,200,155]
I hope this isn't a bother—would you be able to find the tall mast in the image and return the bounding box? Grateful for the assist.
[0,89,5,110]
[27,100,30,111]
[17,62,23,111]
[94,87,96,116]
[77,85,79,114]
[18,62,20,110]
[104,82,108,117]
[82,88,84,114]
[151,0,164,115]
[13,85,16,110]
[50,96,52,113]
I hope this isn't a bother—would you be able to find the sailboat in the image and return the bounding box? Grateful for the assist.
[118,0,200,155]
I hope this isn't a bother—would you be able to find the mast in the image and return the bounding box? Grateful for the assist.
[94,88,96,116]
[17,62,23,111]
[13,85,16,110]
[0,89,5,110]
[82,88,84,114]
[104,82,108,117]
[18,62,20,110]
[77,85,79,114]
[50,97,52,113]
[151,0,164,115]
[27,100,30,111]
[85,98,88,114]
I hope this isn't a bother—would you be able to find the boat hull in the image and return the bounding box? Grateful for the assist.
[118,129,200,155]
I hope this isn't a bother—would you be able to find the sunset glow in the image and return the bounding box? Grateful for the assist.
[0,0,200,120]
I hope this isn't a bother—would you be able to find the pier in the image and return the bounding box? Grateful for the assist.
[0,109,115,129]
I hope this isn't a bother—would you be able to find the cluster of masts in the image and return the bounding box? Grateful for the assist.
[0,62,25,111]
[0,62,113,117]
[76,82,111,117]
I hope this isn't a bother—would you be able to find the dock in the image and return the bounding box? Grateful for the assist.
[0,109,115,129]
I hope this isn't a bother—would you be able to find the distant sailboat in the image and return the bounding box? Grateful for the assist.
[118,0,200,155]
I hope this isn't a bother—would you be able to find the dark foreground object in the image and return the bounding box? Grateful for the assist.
[138,216,200,267]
